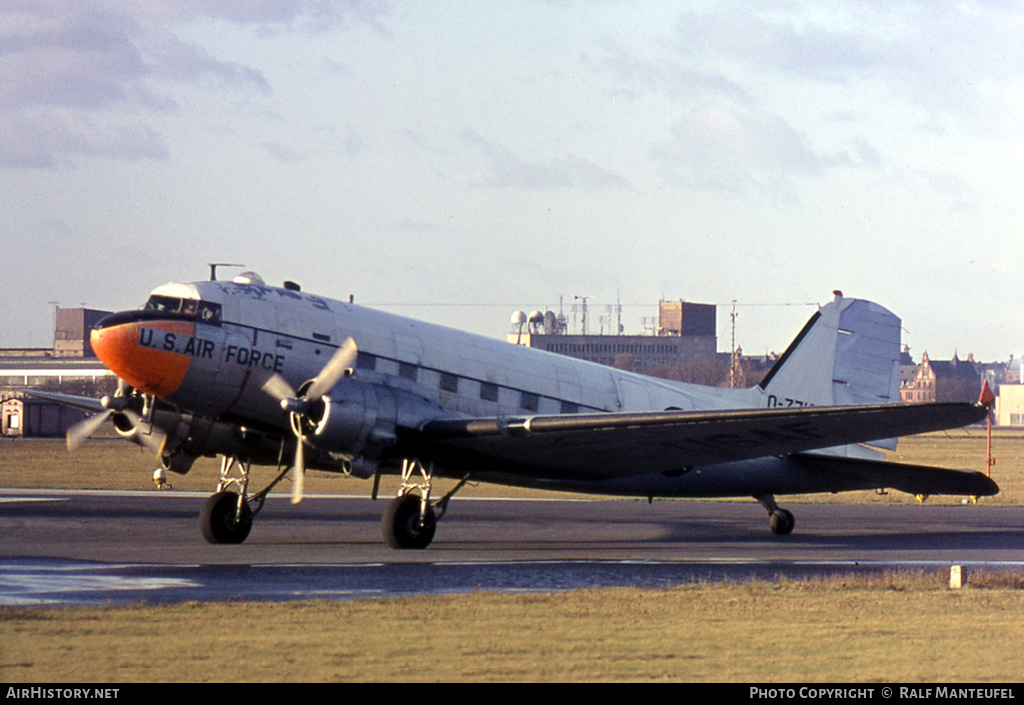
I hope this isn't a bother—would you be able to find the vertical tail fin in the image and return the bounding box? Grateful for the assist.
[757,292,903,411]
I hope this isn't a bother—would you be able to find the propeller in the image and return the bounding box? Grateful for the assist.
[66,386,167,455]
[261,337,359,504]
[67,403,117,451]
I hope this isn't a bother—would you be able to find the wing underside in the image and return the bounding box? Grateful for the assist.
[412,402,990,482]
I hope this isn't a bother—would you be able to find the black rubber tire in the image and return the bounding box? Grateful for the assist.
[200,491,253,544]
[381,493,437,549]
[769,508,795,535]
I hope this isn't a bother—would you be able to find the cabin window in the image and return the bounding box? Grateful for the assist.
[480,382,499,402]
[439,372,459,393]
[520,392,539,412]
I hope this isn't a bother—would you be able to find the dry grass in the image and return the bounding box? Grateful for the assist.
[2,571,1023,682]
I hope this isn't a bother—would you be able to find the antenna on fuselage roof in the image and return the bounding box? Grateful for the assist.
[208,263,245,281]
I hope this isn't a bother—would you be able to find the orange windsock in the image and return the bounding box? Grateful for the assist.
[978,379,996,408]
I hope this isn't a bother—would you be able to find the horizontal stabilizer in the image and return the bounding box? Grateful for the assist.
[793,454,999,497]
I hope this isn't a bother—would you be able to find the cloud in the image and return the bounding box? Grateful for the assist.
[0,111,169,168]
[461,130,629,190]
[261,141,305,163]
[124,0,390,33]
[0,2,386,168]
[667,3,1024,132]
[651,103,844,194]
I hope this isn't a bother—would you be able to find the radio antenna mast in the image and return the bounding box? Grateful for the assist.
[208,263,245,281]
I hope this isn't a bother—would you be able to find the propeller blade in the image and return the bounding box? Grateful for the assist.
[261,372,298,404]
[292,438,305,505]
[66,410,113,451]
[303,337,358,402]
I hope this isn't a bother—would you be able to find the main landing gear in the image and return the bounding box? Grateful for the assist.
[379,458,468,549]
[200,490,252,544]
[199,454,289,545]
[198,453,466,549]
[756,494,795,535]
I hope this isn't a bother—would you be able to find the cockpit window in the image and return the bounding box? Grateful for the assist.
[144,296,221,325]
[145,295,187,313]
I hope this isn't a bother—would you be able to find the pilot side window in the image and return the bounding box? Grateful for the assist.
[196,301,221,325]
[399,362,418,381]
[356,353,377,371]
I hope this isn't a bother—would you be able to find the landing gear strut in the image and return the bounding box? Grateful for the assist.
[380,459,468,549]
[756,494,795,535]
[199,451,293,545]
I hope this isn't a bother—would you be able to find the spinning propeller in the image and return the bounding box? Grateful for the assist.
[261,337,359,504]
[65,383,164,454]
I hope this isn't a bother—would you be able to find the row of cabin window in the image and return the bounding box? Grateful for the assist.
[357,352,580,414]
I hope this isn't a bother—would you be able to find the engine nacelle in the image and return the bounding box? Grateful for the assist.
[305,378,449,464]
[114,406,280,474]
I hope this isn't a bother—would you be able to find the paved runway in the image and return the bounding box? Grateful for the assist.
[2,488,1023,605]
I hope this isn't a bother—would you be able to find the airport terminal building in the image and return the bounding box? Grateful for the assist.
[1,307,116,437]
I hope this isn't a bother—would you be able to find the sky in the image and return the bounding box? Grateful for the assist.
[2,0,1022,362]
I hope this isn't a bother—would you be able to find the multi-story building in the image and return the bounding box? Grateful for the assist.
[901,352,982,404]
[508,301,717,375]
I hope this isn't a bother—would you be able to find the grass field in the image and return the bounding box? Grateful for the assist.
[2,429,1023,682]
[3,573,1024,682]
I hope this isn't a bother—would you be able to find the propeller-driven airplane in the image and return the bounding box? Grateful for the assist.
[31,272,996,548]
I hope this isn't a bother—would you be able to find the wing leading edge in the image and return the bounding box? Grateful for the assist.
[412,401,990,482]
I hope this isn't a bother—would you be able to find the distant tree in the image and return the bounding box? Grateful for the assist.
[644,357,731,387]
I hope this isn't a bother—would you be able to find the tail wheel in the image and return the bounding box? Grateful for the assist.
[200,491,253,544]
[382,493,437,549]
[769,508,795,535]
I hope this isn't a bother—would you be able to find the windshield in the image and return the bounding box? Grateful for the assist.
[144,295,221,325]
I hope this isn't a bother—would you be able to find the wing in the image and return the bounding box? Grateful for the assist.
[412,402,989,481]
[22,389,106,413]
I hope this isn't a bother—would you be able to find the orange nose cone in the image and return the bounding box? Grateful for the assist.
[91,319,195,398]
